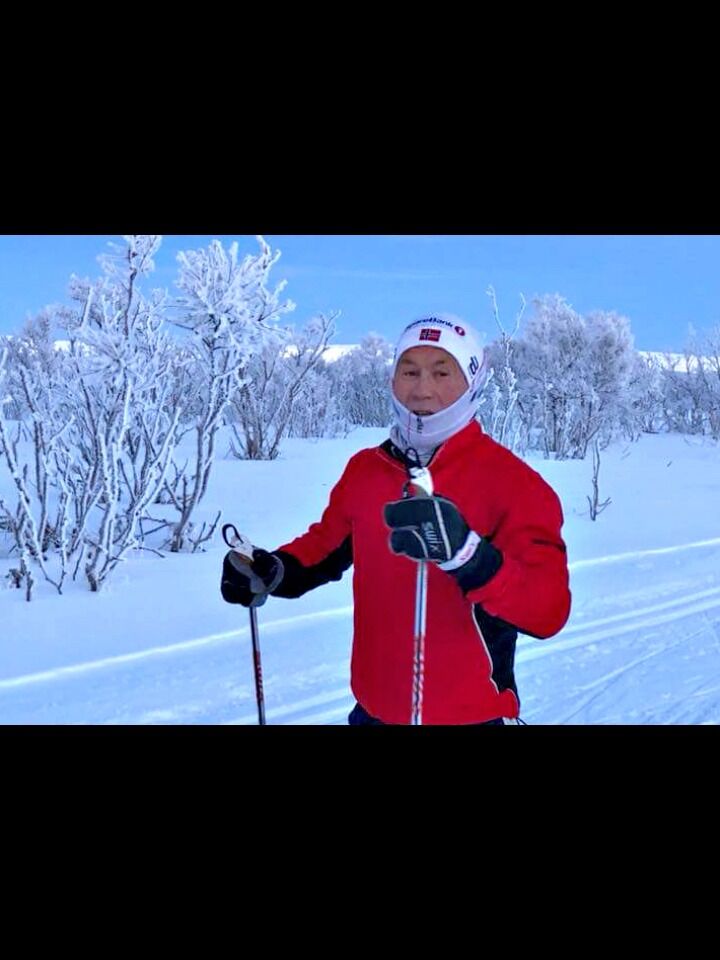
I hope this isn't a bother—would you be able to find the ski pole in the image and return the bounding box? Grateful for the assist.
[402,465,434,726]
[222,523,266,726]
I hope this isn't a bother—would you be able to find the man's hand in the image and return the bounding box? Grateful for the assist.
[383,495,502,591]
[384,495,470,563]
[221,548,284,607]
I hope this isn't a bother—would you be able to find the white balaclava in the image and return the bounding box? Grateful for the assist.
[389,315,488,462]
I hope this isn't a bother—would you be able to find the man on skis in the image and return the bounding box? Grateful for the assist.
[221,315,571,725]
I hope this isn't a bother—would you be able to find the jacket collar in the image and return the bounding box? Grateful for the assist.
[381,419,485,468]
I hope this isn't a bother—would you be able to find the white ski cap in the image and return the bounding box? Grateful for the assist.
[391,314,488,396]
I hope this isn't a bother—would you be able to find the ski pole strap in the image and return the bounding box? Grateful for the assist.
[222,523,253,558]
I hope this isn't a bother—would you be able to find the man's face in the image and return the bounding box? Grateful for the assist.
[392,346,468,415]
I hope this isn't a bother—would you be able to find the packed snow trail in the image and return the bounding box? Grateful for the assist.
[3,582,715,725]
[2,538,720,725]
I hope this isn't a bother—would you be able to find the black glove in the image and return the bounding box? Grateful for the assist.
[220,548,284,607]
[383,495,502,592]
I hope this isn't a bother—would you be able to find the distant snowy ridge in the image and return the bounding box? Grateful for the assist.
[638,351,709,373]
[319,344,360,362]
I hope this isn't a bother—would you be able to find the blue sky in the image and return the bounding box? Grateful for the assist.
[0,234,718,351]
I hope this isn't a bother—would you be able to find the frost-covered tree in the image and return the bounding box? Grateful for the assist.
[511,295,584,458]
[52,236,185,589]
[0,318,74,599]
[586,438,611,521]
[660,345,706,436]
[329,333,394,427]
[698,323,720,439]
[285,363,349,438]
[577,308,636,453]
[479,287,526,453]
[660,325,720,439]
[622,352,665,439]
[165,236,295,547]
[0,237,186,594]
[227,312,337,459]
[512,296,636,459]
[0,234,335,596]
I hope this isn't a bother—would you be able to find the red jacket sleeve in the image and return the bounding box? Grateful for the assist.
[466,474,571,639]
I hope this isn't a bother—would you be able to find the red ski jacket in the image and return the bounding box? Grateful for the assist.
[275,420,571,724]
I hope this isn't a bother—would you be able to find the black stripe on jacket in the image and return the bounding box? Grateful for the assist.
[473,605,519,701]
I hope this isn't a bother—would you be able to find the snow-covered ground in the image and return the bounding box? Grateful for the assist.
[2,428,720,725]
